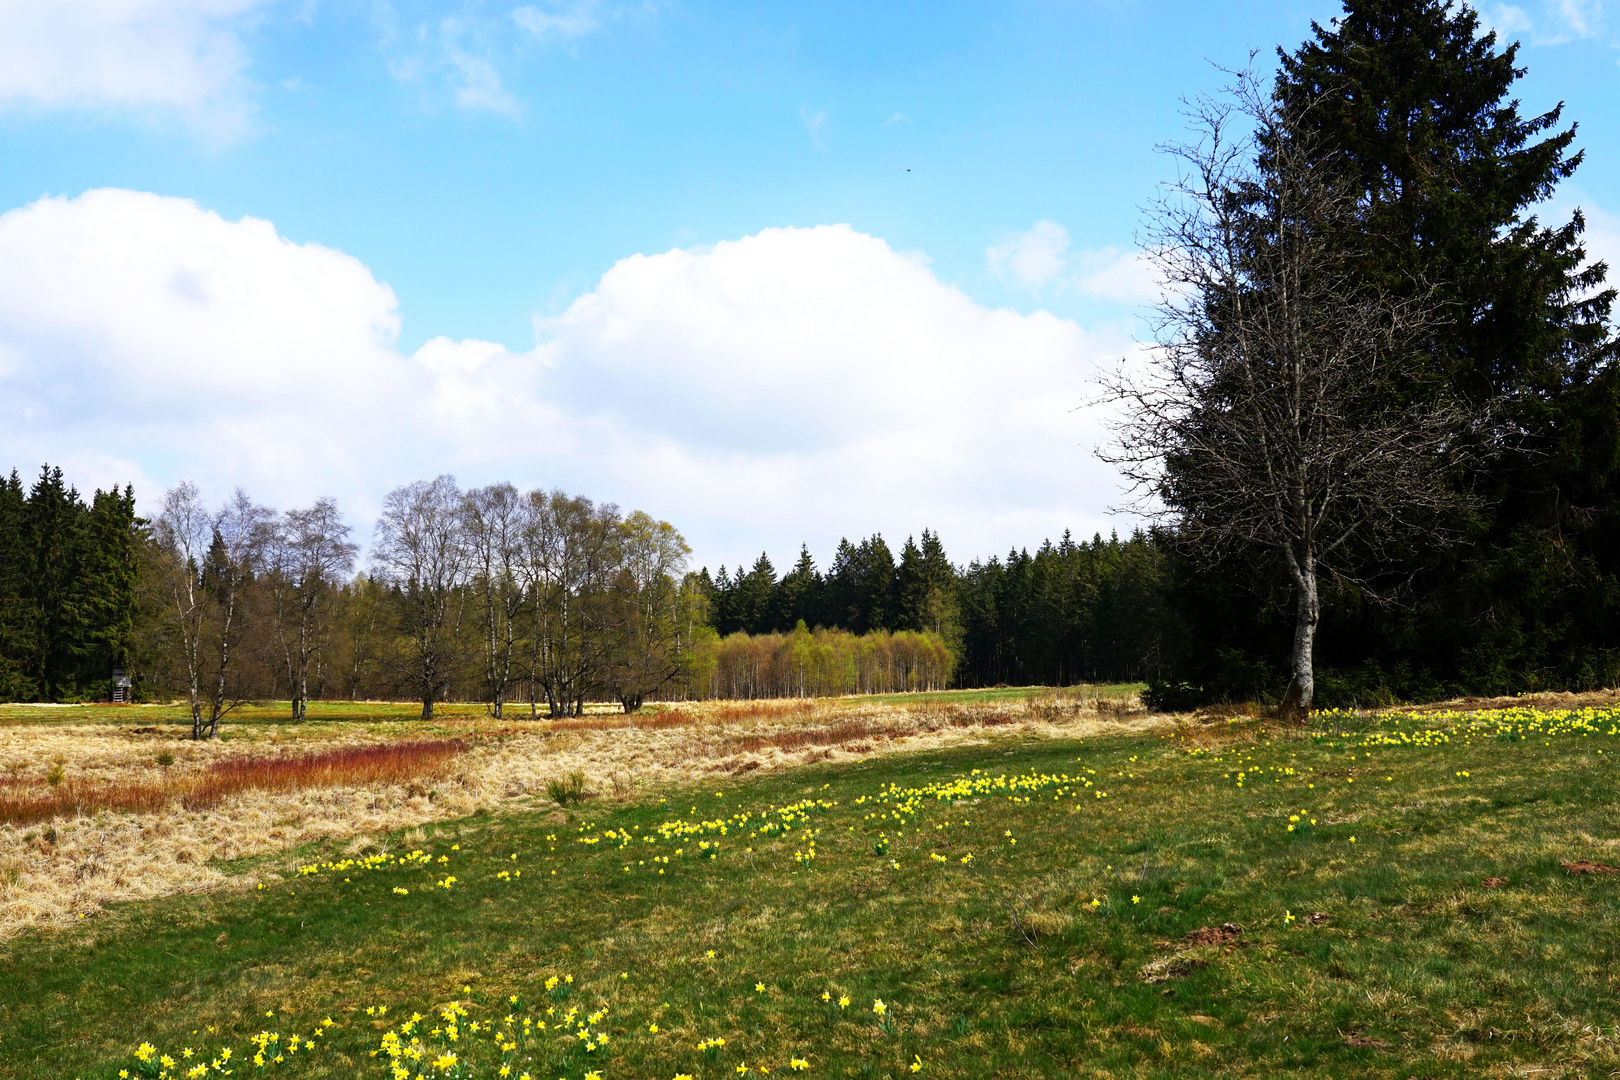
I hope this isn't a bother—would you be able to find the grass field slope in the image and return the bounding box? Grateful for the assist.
[3,695,1620,1078]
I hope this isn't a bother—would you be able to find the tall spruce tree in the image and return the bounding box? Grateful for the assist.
[0,472,32,700]
[1270,0,1620,692]
[27,466,92,700]
[776,545,824,629]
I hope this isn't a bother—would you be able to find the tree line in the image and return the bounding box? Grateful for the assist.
[698,528,1166,688]
[0,470,714,733]
[703,626,952,699]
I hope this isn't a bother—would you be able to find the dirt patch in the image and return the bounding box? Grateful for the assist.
[1183,923,1243,946]
[1561,860,1620,875]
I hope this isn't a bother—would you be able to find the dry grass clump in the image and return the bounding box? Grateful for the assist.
[0,689,1162,940]
[0,740,462,827]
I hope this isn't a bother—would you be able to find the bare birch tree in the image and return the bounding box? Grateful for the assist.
[153,483,210,738]
[153,484,272,738]
[1104,71,1481,719]
[371,476,469,720]
[463,483,525,718]
[266,497,358,720]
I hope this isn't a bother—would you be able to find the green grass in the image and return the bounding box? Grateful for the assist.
[5,707,1620,1078]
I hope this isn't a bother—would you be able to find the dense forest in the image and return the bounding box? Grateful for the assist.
[700,529,1165,688]
[0,468,142,703]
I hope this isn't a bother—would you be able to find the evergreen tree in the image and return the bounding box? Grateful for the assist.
[707,566,735,634]
[776,545,824,629]
[734,553,778,634]
[0,471,32,700]
[893,536,926,631]
[26,466,92,700]
[914,529,959,641]
[1266,0,1620,692]
[823,538,862,631]
[82,485,143,687]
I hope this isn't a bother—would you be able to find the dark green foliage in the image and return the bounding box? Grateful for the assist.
[702,529,1168,688]
[1289,0,1620,689]
[955,530,1165,687]
[0,472,30,700]
[1156,0,1620,702]
[826,534,896,633]
[0,466,145,702]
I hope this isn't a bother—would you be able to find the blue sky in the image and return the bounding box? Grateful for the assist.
[2,0,1618,571]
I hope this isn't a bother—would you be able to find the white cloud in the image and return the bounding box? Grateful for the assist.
[1483,4,1536,35]
[1483,0,1608,44]
[0,193,1134,569]
[443,36,522,116]
[988,221,1159,306]
[1070,246,1160,305]
[0,189,427,517]
[987,220,1071,291]
[387,12,526,117]
[531,225,1136,565]
[800,107,830,150]
[0,0,268,132]
[513,0,601,42]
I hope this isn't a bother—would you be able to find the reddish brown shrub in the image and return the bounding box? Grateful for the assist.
[0,739,463,826]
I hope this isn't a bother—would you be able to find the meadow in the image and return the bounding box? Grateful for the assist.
[2,691,1619,1078]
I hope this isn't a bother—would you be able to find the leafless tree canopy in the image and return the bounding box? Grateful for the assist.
[152,483,274,738]
[370,476,472,721]
[265,497,358,721]
[1103,70,1485,717]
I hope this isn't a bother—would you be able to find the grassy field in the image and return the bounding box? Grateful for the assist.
[0,686,1141,728]
[4,702,1620,1078]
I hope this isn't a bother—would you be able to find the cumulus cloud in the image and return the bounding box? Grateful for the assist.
[987,220,1070,291]
[988,220,1159,306]
[0,193,1133,568]
[0,189,432,515]
[0,0,267,131]
[527,225,1134,564]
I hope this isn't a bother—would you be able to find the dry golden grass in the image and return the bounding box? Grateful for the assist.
[0,689,1162,940]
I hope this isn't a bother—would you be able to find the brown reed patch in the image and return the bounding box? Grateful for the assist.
[0,740,462,826]
[531,699,821,734]
[538,711,703,733]
[726,719,891,754]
